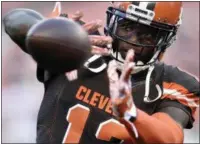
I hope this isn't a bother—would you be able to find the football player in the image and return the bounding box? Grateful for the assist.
[3,2,199,144]
[105,2,199,143]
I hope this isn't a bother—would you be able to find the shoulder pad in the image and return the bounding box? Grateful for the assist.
[163,63,199,96]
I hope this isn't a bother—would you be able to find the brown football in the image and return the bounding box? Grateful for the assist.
[26,18,91,73]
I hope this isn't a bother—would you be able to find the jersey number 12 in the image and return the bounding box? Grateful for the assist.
[62,104,130,143]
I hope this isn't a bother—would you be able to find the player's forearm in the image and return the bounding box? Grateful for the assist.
[121,109,184,144]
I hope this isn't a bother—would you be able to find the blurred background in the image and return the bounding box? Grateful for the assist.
[1,2,199,143]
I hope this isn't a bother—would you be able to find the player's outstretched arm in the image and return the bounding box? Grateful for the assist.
[107,50,187,143]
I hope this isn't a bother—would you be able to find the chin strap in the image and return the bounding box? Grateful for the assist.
[143,49,163,103]
[111,48,163,103]
[110,48,162,74]
[143,65,162,103]
[110,49,149,74]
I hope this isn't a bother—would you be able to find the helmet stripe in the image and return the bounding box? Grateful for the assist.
[139,2,149,9]
[146,2,156,11]
[132,2,140,6]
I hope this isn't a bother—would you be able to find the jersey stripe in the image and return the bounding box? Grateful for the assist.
[163,89,199,107]
[162,82,199,114]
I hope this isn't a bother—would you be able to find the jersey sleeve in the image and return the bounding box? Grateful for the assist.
[159,64,199,128]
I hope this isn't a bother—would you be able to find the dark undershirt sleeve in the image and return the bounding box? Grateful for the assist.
[155,99,194,129]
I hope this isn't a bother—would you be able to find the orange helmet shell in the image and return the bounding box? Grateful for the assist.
[153,2,182,25]
[115,2,182,26]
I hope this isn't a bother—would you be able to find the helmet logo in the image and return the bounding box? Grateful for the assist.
[126,4,155,25]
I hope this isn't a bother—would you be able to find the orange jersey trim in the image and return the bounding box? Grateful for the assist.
[162,82,199,115]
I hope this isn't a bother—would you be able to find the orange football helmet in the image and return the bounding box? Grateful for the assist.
[105,2,183,67]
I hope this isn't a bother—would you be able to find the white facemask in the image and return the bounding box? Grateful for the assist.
[110,49,161,74]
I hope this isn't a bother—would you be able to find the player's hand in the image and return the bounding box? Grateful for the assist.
[49,2,112,56]
[107,49,136,118]
[107,49,139,139]
[70,12,112,56]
